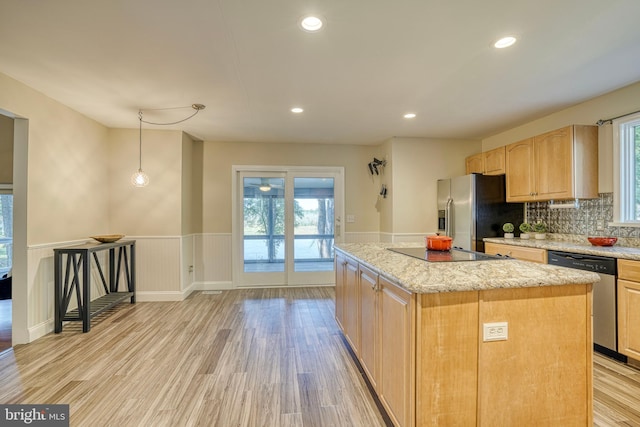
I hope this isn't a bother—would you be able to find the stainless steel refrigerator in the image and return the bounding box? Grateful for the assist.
[437,174,524,252]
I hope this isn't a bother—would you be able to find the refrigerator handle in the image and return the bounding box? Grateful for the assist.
[445,198,453,237]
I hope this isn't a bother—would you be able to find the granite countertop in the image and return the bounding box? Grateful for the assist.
[335,242,599,294]
[483,237,640,260]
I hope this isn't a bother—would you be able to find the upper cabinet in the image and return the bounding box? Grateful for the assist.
[465,153,484,175]
[483,146,506,175]
[505,125,598,202]
[465,147,506,176]
[505,138,535,201]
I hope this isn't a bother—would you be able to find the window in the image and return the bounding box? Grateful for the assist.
[614,112,640,224]
[0,193,12,276]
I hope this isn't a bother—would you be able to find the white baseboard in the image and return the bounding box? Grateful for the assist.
[28,319,53,342]
[194,281,234,291]
[136,291,187,302]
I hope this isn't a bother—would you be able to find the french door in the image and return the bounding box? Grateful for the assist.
[233,166,344,287]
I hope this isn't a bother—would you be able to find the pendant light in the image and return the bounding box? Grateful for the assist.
[130,104,205,188]
[131,110,149,187]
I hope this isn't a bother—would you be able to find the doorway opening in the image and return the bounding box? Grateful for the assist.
[0,114,14,353]
[0,194,12,353]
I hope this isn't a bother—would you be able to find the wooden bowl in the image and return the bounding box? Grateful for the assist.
[587,237,617,247]
[91,234,125,243]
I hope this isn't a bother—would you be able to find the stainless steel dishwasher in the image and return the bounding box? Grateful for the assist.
[547,250,624,360]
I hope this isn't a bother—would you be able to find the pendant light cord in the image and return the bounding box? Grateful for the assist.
[139,104,205,126]
[138,110,143,170]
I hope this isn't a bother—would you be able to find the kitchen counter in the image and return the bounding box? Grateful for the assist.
[335,242,595,425]
[483,236,640,260]
[334,242,599,294]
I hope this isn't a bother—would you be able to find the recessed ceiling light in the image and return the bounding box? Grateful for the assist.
[300,15,324,32]
[404,113,416,119]
[494,36,517,49]
[291,107,304,113]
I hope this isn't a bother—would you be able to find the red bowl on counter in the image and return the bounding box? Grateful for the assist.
[587,237,617,246]
[425,234,452,251]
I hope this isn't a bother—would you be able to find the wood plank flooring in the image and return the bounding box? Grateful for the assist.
[0,288,386,427]
[0,288,639,426]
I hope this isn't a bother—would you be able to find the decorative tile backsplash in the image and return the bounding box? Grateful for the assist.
[526,193,640,245]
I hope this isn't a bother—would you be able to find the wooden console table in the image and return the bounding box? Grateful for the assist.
[54,240,136,333]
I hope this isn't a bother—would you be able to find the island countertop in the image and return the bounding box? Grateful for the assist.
[335,242,600,294]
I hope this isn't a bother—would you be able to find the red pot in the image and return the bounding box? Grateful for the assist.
[426,234,452,251]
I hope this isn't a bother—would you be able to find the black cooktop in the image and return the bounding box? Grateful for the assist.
[387,247,507,262]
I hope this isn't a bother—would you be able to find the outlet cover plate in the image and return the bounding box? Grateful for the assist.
[483,322,508,342]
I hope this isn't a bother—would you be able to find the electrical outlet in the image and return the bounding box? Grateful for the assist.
[483,322,508,342]
[346,215,355,223]
[596,220,605,231]
[188,265,194,273]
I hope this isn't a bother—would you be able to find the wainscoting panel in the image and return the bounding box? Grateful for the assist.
[133,236,181,293]
[181,234,194,292]
[197,233,233,289]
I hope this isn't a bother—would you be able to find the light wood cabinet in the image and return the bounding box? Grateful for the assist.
[505,138,535,201]
[465,153,483,174]
[358,265,379,389]
[335,254,346,330]
[465,147,505,176]
[483,146,506,175]
[342,255,360,354]
[337,259,416,427]
[379,277,415,427]
[336,252,591,426]
[617,259,640,361]
[505,125,598,202]
[484,242,547,263]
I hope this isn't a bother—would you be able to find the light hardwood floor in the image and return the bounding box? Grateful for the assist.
[0,288,387,426]
[0,288,639,426]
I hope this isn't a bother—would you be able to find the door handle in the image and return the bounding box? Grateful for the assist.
[445,198,453,237]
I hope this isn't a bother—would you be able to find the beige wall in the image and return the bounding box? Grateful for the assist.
[181,132,194,235]
[0,72,110,244]
[108,128,183,236]
[378,139,393,234]
[191,140,204,234]
[202,141,379,234]
[482,80,640,193]
[384,137,481,234]
[0,72,112,343]
[0,114,13,184]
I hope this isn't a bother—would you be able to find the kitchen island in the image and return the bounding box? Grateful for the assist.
[335,243,599,427]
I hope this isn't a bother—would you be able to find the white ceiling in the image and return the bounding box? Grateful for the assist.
[1,0,640,145]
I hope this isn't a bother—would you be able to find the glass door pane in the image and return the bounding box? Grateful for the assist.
[0,194,12,278]
[243,177,285,274]
[293,177,335,273]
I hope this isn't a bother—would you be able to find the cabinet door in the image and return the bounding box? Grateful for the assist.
[535,126,574,200]
[618,278,640,360]
[359,265,379,389]
[379,277,415,427]
[343,257,360,354]
[505,138,535,202]
[465,153,484,175]
[483,146,506,175]
[335,254,346,330]
[484,242,547,264]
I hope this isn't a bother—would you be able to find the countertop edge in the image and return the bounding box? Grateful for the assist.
[483,237,640,260]
[335,243,599,294]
